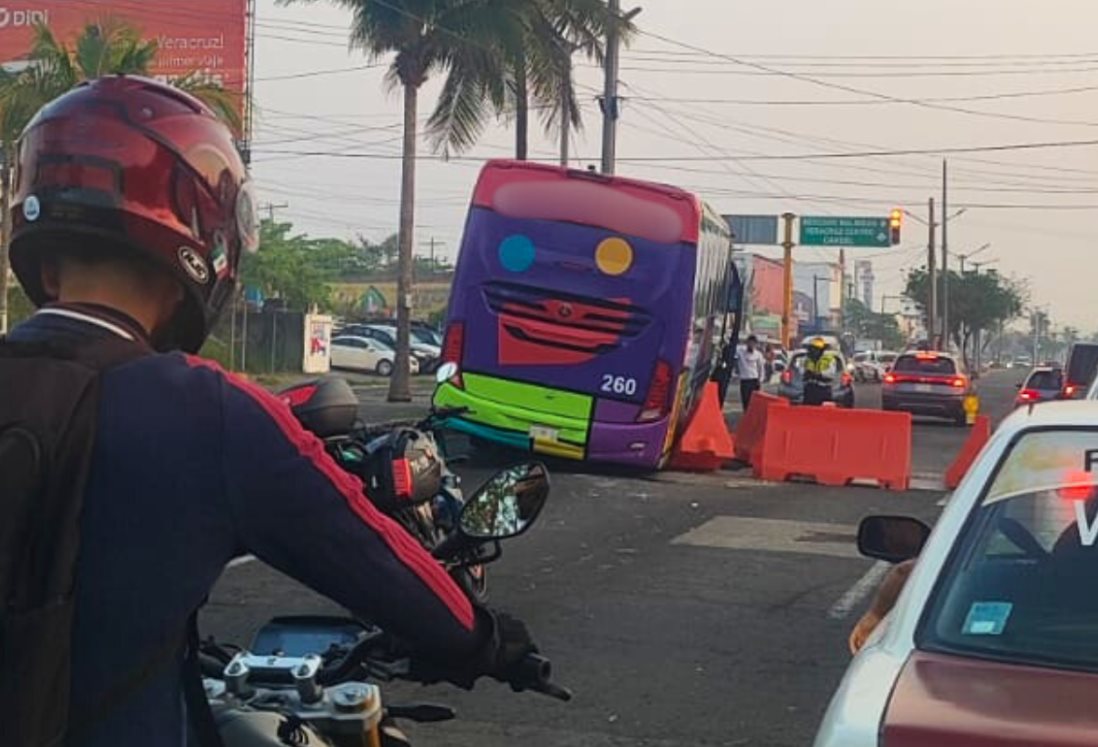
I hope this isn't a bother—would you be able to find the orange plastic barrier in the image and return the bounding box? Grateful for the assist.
[669,382,736,471]
[755,406,912,491]
[945,415,992,489]
[732,391,789,467]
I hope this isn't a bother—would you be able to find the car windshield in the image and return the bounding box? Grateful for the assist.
[412,328,441,346]
[1027,370,1063,390]
[919,428,1098,673]
[894,355,957,375]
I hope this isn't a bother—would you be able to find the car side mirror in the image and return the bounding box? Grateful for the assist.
[857,515,931,563]
[459,462,550,540]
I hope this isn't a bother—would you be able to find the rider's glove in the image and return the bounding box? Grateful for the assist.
[409,606,538,690]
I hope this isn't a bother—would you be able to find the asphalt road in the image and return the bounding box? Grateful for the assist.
[203,368,1021,747]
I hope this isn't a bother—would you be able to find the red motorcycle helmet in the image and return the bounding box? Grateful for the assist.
[9,75,258,352]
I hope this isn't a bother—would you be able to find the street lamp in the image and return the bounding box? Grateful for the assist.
[957,242,991,274]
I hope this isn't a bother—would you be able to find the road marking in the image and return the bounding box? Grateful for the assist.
[672,516,859,559]
[227,554,256,569]
[827,560,890,619]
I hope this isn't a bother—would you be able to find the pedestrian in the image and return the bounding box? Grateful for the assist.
[736,334,766,410]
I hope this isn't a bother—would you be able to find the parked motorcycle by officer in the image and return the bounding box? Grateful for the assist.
[200,463,569,746]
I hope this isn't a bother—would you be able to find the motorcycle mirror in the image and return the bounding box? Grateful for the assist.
[436,362,458,384]
[459,462,550,540]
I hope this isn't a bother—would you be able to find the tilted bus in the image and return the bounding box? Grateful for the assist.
[435,160,741,469]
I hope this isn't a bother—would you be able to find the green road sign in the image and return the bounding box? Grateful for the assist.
[800,216,890,247]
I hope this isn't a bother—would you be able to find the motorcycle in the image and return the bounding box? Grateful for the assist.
[278,366,486,600]
[201,464,568,746]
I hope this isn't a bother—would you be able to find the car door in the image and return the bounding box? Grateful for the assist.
[331,338,359,369]
[361,339,386,369]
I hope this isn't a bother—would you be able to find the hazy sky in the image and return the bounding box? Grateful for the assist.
[251,0,1097,329]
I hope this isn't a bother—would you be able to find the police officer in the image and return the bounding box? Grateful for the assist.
[803,337,837,406]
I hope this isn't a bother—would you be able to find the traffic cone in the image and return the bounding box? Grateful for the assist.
[669,381,736,471]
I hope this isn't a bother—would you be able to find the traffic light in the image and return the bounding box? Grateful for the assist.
[889,208,903,245]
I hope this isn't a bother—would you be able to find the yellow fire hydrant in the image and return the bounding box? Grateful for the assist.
[963,394,980,425]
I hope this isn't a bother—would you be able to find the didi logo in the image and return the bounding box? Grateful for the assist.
[0,8,49,28]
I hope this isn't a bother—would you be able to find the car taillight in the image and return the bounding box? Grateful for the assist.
[883,373,897,384]
[1065,384,1078,398]
[638,359,673,422]
[841,372,853,387]
[951,376,967,388]
[392,457,413,499]
[1018,388,1039,401]
[781,369,793,385]
[440,321,464,387]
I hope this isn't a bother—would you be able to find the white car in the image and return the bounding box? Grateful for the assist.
[338,324,441,373]
[330,335,419,377]
[815,401,1098,746]
[851,350,897,382]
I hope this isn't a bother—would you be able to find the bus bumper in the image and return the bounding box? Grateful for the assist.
[435,379,670,467]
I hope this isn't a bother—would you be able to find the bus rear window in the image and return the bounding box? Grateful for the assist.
[894,355,957,375]
[490,179,686,244]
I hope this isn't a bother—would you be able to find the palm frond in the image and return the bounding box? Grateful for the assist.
[425,59,494,157]
[171,72,243,131]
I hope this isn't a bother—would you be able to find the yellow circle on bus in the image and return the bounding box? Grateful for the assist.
[596,237,633,276]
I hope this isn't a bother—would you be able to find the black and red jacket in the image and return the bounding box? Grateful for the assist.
[10,304,482,746]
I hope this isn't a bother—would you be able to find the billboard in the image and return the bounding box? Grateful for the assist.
[0,1,246,116]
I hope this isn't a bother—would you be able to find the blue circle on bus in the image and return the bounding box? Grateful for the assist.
[499,235,536,272]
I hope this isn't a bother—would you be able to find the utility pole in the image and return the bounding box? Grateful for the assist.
[599,0,621,175]
[599,3,639,174]
[927,197,937,348]
[259,201,289,222]
[941,159,950,351]
[839,248,846,337]
[781,212,796,350]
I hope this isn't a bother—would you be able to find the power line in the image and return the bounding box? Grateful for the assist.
[634,28,1098,129]
[622,83,1098,107]
[603,63,1098,79]
[255,64,384,82]
[625,47,1098,62]
[620,52,1098,70]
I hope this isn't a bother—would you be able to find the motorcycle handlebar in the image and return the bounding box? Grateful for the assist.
[512,654,572,702]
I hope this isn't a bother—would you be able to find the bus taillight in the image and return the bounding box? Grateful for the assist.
[638,359,673,422]
[441,321,465,387]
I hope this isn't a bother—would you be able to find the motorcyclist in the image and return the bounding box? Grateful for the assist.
[802,337,837,406]
[4,77,535,746]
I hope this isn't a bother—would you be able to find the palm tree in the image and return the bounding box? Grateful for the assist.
[426,0,632,161]
[0,20,242,332]
[278,0,526,402]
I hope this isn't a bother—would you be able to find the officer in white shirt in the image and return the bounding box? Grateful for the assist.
[735,335,767,409]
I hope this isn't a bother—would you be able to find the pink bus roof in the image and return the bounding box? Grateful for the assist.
[471,160,704,244]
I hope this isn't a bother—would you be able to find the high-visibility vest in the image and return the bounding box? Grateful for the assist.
[805,352,836,379]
